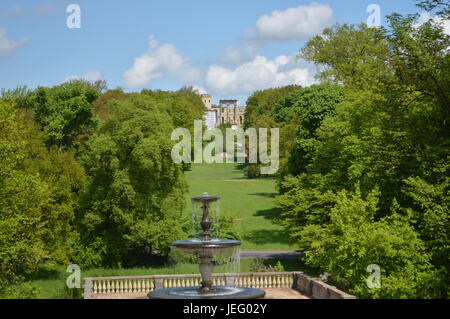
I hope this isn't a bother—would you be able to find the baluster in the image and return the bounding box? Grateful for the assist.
[142,280,147,292]
[150,279,155,292]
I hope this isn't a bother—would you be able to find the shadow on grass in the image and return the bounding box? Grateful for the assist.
[253,207,283,225]
[249,192,278,199]
[25,265,63,281]
[242,229,293,247]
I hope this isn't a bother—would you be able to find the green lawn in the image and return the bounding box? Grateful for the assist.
[184,163,293,250]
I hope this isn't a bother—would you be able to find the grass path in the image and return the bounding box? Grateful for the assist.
[184,163,292,250]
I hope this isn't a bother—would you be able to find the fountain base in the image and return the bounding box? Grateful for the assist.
[148,286,265,299]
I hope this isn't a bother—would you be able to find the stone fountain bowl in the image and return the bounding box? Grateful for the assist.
[149,286,265,299]
[172,239,241,256]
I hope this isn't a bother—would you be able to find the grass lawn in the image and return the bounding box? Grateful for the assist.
[184,163,293,250]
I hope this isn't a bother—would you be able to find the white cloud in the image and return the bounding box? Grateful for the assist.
[0,28,29,57]
[205,55,316,96]
[192,85,208,95]
[64,70,102,83]
[415,12,450,35]
[246,2,333,43]
[123,35,201,89]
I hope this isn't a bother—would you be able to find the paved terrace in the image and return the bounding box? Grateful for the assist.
[84,272,355,300]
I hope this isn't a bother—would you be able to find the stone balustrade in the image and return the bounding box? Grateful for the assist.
[83,272,355,299]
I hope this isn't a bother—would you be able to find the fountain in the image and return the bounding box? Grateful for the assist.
[148,193,265,299]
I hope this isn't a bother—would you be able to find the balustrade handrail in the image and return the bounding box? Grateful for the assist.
[83,271,355,299]
[84,271,296,282]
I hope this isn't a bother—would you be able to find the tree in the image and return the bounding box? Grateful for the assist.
[415,0,450,18]
[244,85,301,129]
[277,7,450,298]
[75,94,188,267]
[30,80,99,152]
[0,101,85,297]
[272,84,344,179]
[301,24,390,90]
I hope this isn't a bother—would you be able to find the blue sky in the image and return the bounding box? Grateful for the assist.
[0,0,423,103]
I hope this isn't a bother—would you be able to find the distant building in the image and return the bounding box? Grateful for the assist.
[218,100,245,127]
[200,95,245,128]
[204,109,218,130]
[201,94,212,109]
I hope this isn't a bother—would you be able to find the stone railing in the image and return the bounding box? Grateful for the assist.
[83,272,355,299]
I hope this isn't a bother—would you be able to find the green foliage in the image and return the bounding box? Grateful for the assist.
[249,258,285,273]
[0,283,40,299]
[0,101,85,296]
[277,7,450,298]
[298,188,438,298]
[415,0,450,19]
[301,24,390,90]
[244,85,300,129]
[29,80,100,151]
[274,84,344,178]
[216,213,242,241]
[75,93,189,268]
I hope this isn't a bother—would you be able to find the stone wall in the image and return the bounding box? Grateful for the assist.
[293,272,356,299]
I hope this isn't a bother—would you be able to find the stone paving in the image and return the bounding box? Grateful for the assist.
[90,288,309,299]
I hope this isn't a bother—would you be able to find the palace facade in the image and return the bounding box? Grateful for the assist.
[201,94,245,129]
